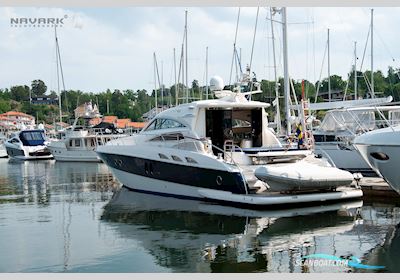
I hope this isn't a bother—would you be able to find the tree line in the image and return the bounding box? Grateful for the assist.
[1,67,399,124]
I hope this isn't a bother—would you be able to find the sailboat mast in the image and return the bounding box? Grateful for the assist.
[327,28,331,102]
[161,60,164,107]
[55,26,62,124]
[153,52,158,114]
[185,10,189,104]
[371,8,374,97]
[270,7,281,135]
[354,41,357,99]
[282,8,291,135]
[173,48,177,106]
[205,46,209,100]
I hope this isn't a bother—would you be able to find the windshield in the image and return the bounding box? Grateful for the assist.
[20,130,46,146]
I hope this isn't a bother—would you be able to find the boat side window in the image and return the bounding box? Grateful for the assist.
[74,139,81,147]
[171,155,183,162]
[145,119,185,131]
[10,138,20,144]
[150,133,184,141]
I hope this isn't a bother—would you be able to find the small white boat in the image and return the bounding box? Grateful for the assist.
[5,130,53,160]
[354,125,400,194]
[254,162,355,192]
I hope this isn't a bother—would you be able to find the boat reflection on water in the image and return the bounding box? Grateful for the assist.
[52,161,119,190]
[101,188,364,272]
[0,160,118,205]
[364,216,400,272]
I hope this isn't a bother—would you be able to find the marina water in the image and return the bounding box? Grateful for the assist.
[0,158,399,273]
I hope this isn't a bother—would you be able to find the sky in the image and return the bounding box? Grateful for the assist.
[0,6,399,94]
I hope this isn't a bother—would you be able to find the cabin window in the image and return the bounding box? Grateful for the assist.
[74,139,81,147]
[158,153,169,159]
[150,133,184,141]
[145,119,185,131]
[185,157,198,164]
[171,155,183,162]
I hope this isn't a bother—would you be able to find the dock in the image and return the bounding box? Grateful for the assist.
[356,177,400,203]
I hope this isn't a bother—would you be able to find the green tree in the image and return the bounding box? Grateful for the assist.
[10,85,30,102]
[0,99,11,113]
[31,80,47,97]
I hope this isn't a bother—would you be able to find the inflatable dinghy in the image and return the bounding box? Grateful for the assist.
[254,162,355,192]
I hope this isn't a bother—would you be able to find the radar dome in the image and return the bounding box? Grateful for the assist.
[209,76,224,91]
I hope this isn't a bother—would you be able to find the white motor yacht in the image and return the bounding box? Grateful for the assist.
[97,80,362,207]
[48,120,127,162]
[354,125,400,194]
[5,129,53,160]
[48,101,128,162]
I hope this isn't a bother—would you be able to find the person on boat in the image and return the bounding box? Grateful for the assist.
[295,120,305,149]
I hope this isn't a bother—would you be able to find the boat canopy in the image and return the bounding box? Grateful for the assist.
[318,106,400,134]
[319,110,376,133]
[19,130,46,146]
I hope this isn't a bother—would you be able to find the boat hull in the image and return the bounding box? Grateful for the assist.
[5,145,53,160]
[48,142,101,162]
[315,142,374,175]
[106,164,363,208]
[355,143,400,194]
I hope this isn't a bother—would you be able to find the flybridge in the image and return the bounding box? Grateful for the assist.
[10,16,67,26]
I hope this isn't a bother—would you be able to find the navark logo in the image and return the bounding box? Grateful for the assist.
[10,15,68,27]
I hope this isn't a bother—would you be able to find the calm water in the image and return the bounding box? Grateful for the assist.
[0,158,400,273]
